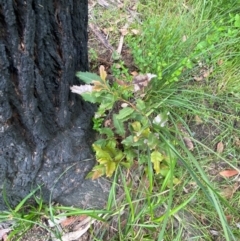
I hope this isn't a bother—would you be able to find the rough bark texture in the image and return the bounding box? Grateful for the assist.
[0,0,109,210]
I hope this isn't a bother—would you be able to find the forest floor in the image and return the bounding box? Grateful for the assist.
[2,0,240,241]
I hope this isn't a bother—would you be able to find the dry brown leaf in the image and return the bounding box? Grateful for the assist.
[221,183,239,199]
[131,71,138,76]
[183,137,194,151]
[225,215,233,223]
[216,141,224,153]
[60,215,87,228]
[219,169,239,177]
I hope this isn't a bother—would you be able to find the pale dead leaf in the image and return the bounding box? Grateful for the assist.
[117,35,124,54]
[120,28,128,36]
[121,103,129,108]
[133,74,156,93]
[233,137,240,148]
[0,228,11,240]
[183,137,194,151]
[221,183,239,199]
[131,29,140,35]
[219,169,239,178]
[48,216,67,227]
[202,67,213,78]
[60,217,95,241]
[104,119,112,127]
[182,35,187,42]
[195,115,203,125]
[102,27,114,35]
[216,141,224,153]
[217,59,223,65]
[131,71,138,76]
[97,0,109,7]
[114,63,121,69]
[193,76,204,81]
[116,79,129,87]
[102,28,109,35]
[117,3,124,8]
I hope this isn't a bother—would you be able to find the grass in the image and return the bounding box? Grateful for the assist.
[1,0,240,240]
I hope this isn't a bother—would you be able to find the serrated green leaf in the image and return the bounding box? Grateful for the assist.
[76,72,102,84]
[148,133,160,149]
[116,107,135,120]
[104,143,118,157]
[106,161,116,177]
[93,144,112,161]
[113,114,125,136]
[115,151,124,162]
[136,99,146,111]
[81,92,98,103]
[121,136,134,147]
[99,128,114,137]
[105,140,117,150]
[120,161,131,169]
[151,150,164,174]
[96,94,116,115]
[124,149,136,163]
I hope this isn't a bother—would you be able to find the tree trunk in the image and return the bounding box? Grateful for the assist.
[0,0,109,209]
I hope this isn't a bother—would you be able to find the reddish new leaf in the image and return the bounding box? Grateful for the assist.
[219,169,239,177]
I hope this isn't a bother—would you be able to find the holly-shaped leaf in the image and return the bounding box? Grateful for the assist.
[81,92,98,103]
[93,144,112,162]
[105,161,116,177]
[113,114,125,136]
[76,72,102,84]
[116,107,135,120]
[121,136,134,147]
[151,150,164,174]
[136,99,146,111]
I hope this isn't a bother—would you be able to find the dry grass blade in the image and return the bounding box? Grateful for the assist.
[89,23,114,51]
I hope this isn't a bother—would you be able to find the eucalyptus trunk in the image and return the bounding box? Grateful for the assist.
[0,0,108,209]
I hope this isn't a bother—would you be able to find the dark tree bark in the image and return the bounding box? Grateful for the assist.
[0,0,109,209]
